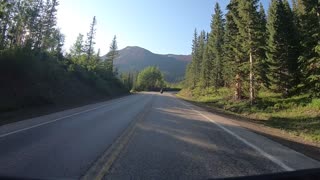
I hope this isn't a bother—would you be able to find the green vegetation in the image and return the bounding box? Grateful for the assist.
[178,88,320,142]
[185,0,319,99]
[182,0,320,141]
[134,66,165,91]
[0,0,128,113]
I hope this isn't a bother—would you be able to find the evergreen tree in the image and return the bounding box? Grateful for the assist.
[225,0,247,100]
[207,3,225,89]
[96,48,101,59]
[85,16,97,61]
[51,29,64,59]
[187,29,200,88]
[106,35,119,73]
[266,0,286,94]
[200,44,210,88]
[70,33,84,57]
[283,0,301,89]
[256,3,269,88]
[192,28,200,87]
[223,0,239,89]
[42,0,59,50]
[185,63,193,88]
[33,0,45,49]
[197,30,206,87]
[296,0,320,97]
[266,0,300,96]
[292,0,304,29]
[197,30,205,79]
[235,0,261,103]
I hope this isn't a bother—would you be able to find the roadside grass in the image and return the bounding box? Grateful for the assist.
[177,88,320,142]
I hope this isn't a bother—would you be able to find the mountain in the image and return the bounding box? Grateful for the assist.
[102,46,192,82]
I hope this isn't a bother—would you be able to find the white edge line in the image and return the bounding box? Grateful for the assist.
[178,100,294,171]
[0,95,134,138]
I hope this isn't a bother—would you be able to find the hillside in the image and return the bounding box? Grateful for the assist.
[102,46,191,82]
[0,49,128,117]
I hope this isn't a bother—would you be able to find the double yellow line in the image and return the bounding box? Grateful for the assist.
[81,96,154,180]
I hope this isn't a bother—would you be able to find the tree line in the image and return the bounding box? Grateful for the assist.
[0,0,62,53]
[0,0,120,73]
[0,0,131,89]
[0,0,131,112]
[185,0,320,103]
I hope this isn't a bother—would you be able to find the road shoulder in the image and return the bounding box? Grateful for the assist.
[176,96,320,162]
[0,94,131,126]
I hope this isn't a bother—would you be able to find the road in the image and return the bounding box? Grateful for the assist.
[0,92,319,179]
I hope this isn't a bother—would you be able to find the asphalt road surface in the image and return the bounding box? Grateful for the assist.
[0,92,319,180]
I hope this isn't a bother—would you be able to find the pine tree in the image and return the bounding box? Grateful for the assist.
[106,35,119,73]
[223,0,239,89]
[256,3,269,88]
[266,0,300,96]
[198,31,206,60]
[185,63,193,88]
[266,0,286,94]
[85,16,97,61]
[33,0,45,49]
[96,48,101,60]
[200,44,210,88]
[292,0,304,28]
[188,29,199,88]
[197,30,206,80]
[192,28,200,87]
[70,33,84,57]
[197,30,206,87]
[236,0,261,103]
[42,0,59,50]
[283,0,301,89]
[296,0,320,97]
[207,3,225,89]
[52,28,64,59]
[225,0,247,100]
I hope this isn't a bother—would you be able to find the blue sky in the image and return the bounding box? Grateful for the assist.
[57,0,270,55]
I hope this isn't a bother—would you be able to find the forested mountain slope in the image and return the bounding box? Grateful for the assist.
[102,46,191,82]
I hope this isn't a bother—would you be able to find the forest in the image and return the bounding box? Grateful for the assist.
[0,0,129,114]
[181,0,320,141]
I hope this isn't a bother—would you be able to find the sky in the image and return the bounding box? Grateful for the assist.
[57,0,270,55]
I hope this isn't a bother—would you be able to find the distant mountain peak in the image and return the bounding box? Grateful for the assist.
[103,46,192,82]
[120,46,153,54]
[122,46,151,52]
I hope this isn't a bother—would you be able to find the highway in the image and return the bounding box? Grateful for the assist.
[0,92,319,179]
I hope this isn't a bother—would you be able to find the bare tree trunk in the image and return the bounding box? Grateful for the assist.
[249,51,254,105]
[235,74,241,100]
[0,16,8,49]
[248,22,254,105]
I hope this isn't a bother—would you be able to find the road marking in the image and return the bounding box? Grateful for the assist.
[81,95,154,180]
[0,95,136,138]
[177,99,294,171]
